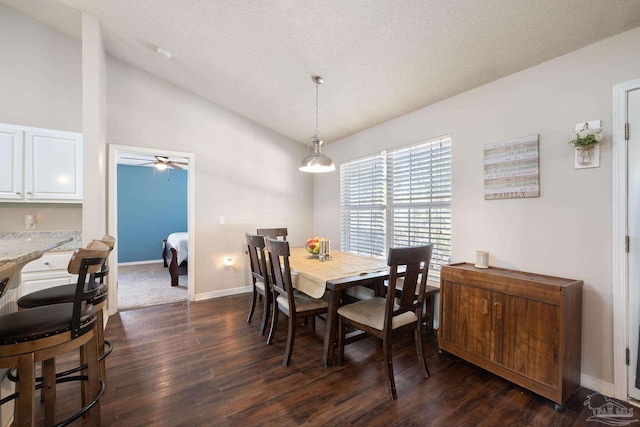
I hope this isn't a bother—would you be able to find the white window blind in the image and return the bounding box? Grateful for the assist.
[340,136,452,276]
[340,153,386,257]
[387,137,452,274]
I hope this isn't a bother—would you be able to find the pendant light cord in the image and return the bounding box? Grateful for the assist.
[315,81,319,136]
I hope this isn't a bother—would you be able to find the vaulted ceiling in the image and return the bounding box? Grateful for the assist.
[3,0,640,145]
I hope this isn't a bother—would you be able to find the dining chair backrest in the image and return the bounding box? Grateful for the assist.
[257,228,288,241]
[0,262,16,300]
[246,233,269,285]
[385,244,433,326]
[265,238,294,307]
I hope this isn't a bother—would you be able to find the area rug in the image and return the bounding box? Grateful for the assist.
[117,262,187,310]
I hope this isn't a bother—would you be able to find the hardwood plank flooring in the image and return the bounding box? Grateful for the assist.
[26,293,622,426]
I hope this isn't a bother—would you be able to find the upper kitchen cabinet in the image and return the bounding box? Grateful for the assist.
[0,123,83,203]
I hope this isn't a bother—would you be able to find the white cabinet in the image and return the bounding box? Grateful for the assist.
[20,252,76,296]
[0,125,23,200]
[0,123,83,202]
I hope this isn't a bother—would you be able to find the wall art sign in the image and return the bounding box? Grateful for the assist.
[484,134,539,200]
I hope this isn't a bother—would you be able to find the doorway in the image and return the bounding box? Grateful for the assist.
[107,144,195,315]
[613,77,640,402]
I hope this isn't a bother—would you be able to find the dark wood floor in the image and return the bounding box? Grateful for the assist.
[28,293,622,426]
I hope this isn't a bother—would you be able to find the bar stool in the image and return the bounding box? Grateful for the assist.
[16,235,115,387]
[0,244,109,426]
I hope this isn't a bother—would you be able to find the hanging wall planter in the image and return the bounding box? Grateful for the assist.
[570,120,602,169]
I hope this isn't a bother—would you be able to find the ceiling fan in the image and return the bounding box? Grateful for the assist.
[121,155,188,170]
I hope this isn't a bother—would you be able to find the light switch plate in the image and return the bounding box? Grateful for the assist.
[219,216,225,225]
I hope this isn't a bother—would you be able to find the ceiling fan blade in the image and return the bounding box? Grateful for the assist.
[138,162,155,166]
[171,161,189,165]
[168,163,183,170]
[121,156,153,161]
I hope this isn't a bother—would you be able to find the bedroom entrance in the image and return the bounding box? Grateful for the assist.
[107,144,195,314]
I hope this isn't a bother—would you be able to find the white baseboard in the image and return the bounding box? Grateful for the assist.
[194,286,252,301]
[118,259,164,266]
[581,373,615,397]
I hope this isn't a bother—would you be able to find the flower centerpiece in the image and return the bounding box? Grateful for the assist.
[569,126,603,165]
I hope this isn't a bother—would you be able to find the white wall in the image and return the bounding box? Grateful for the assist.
[0,6,83,232]
[106,57,314,296]
[314,27,640,387]
[81,12,108,245]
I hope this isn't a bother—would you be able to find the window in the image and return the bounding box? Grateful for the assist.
[341,136,452,276]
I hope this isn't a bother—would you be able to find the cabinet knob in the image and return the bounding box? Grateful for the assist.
[44,262,50,265]
[27,191,32,195]
[15,191,20,195]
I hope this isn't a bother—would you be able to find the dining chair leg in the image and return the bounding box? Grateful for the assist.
[337,316,345,366]
[414,318,430,378]
[247,288,258,323]
[310,315,316,332]
[259,291,270,336]
[383,335,398,400]
[267,302,279,345]
[283,313,296,366]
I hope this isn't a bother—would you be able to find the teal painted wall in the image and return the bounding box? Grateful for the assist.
[117,165,188,263]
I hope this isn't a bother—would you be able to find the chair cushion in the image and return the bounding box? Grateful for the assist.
[276,291,328,313]
[17,283,107,308]
[337,297,417,331]
[0,303,96,345]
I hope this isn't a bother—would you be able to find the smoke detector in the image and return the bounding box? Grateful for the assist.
[156,47,172,60]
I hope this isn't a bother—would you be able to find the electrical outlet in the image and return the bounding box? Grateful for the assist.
[219,216,225,225]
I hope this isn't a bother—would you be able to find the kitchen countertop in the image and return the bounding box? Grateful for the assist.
[0,236,73,289]
[0,231,81,251]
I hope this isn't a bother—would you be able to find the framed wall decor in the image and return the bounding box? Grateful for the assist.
[484,134,540,200]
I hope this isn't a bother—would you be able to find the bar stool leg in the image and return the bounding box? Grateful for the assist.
[15,354,35,427]
[43,358,56,426]
[83,334,101,426]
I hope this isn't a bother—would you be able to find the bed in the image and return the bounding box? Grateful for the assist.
[163,232,188,286]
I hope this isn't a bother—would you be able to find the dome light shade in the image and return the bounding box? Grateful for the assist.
[300,76,335,174]
[300,134,336,173]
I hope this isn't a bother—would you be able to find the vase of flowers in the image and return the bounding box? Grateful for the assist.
[569,126,603,165]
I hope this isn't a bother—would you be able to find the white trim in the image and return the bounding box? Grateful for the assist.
[107,144,196,315]
[581,373,615,398]
[613,77,640,401]
[117,259,164,266]
[194,286,252,301]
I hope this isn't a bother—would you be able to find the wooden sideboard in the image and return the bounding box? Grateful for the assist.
[439,263,583,408]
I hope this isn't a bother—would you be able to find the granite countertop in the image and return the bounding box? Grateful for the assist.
[0,231,81,252]
[0,236,74,266]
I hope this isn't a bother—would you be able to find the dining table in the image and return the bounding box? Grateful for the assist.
[288,247,391,367]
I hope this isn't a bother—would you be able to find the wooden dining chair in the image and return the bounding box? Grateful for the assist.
[0,244,109,426]
[265,238,328,366]
[337,244,433,400]
[256,228,288,241]
[246,233,272,336]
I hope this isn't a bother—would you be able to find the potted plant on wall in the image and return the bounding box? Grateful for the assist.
[569,124,603,166]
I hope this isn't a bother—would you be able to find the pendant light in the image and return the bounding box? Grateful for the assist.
[300,75,335,173]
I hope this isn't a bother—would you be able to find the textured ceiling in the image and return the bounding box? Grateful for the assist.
[3,0,640,145]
